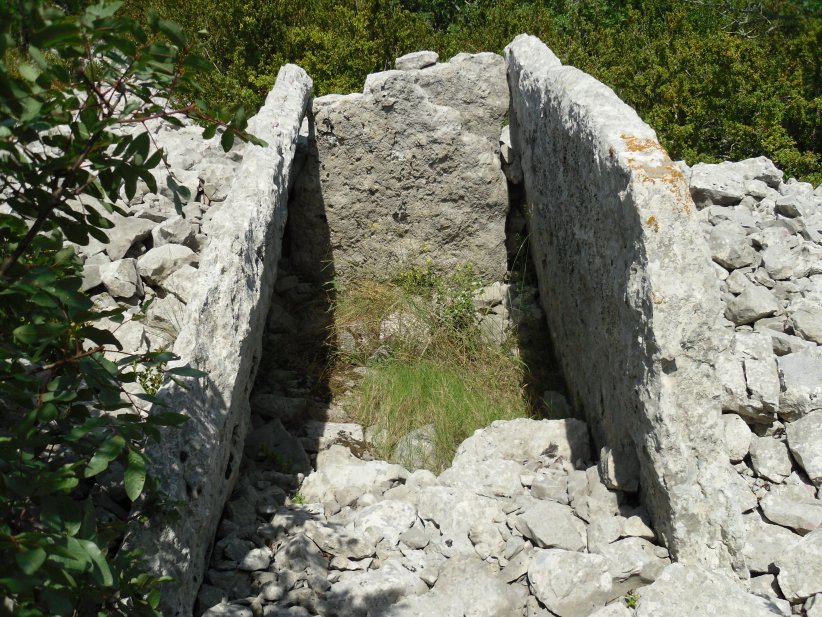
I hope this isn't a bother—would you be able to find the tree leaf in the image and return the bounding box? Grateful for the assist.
[16,547,47,575]
[166,366,206,378]
[84,434,126,477]
[124,449,147,501]
[220,129,235,152]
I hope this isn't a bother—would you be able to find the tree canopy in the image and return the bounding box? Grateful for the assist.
[126,0,820,184]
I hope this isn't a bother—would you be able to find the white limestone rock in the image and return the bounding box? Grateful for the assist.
[594,536,670,598]
[394,50,439,70]
[633,563,786,616]
[104,214,155,260]
[289,52,509,282]
[300,445,408,504]
[137,243,197,285]
[708,225,757,270]
[514,501,586,551]
[439,458,527,498]
[304,521,375,560]
[790,298,822,344]
[325,559,427,617]
[774,527,822,602]
[777,348,822,421]
[749,436,793,483]
[452,418,591,466]
[527,549,612,617]
[723,414,753,462]
[123,65,313,617]
[99,258,143,299]
[786,410,822,486]
[689,157,783,208]
[760,482,822,534]
[506,34,744,573]
[158,264,199,304]
[743,514,803,575]
[151,214,198,249]
[725,285,780,326]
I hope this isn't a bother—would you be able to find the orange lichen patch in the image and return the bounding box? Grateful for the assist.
[646,215,660,233]
[621,134,662,154]
[619,133,694,216]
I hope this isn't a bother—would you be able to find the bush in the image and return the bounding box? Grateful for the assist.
[0,1,253,614]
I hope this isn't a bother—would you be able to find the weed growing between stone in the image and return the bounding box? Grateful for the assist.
[330,262,530,472]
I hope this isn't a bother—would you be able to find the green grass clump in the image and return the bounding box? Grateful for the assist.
[355,358,529,472]
[331,262,530,472]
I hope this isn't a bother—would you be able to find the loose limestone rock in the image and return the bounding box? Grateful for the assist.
[514,501,586,551]
[137,243,197,285]
[394,50,439,70]
[634,563,786,616]
[774,528,822,602]
[452,418,591,466]
[723,414,753,462]
[527,549,612,617]
[786,411,822,486]
[777,348,822,421]
[749,436,793,483]
[99,258,143,299]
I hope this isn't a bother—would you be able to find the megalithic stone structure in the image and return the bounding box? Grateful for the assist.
[504,34,746,575]
[124,64,313,617]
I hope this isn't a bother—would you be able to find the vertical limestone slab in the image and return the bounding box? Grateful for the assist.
[288,53,510,283]
[505,35,744,573]
[125,65,313,616]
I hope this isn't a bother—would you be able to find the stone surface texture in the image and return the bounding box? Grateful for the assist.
[287,52,510,283]
[505,34,744,573]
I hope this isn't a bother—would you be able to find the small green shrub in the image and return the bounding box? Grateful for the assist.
[624,590,639,608]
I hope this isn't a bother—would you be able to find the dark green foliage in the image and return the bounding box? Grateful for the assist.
[0,1,251,614]
[125,0,819,183]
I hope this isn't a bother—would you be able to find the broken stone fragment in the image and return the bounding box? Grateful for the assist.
[99,257,143,299]
[725,285,779,326]
[136,243,197,284]
[394,50,439,70]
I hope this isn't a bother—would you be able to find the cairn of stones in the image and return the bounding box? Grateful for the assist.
[62,35,821,617]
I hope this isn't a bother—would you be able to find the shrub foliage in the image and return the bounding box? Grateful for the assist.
[0,1,253,614]
[126,0,820,183]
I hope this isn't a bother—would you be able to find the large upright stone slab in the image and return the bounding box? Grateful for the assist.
[124,65,313,617]
[505,35,744,574]
[288,53,509,283]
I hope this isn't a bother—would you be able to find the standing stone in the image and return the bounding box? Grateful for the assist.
[288,53,509,283]
[505,34,744,574]
[124,65,313,617]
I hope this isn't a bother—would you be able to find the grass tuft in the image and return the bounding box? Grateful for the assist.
[330,262,530,472]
